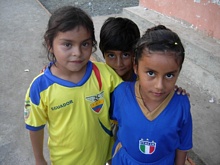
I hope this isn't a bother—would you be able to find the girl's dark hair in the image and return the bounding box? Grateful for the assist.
[135,25,185,70]
[99,17,140,57]
[44,6,97,62]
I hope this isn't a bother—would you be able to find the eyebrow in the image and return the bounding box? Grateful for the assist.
[82,37,93,42]
[105,50,115,53]
[105,50,131,54]
[144,66,179,74]
[59,37,92,43]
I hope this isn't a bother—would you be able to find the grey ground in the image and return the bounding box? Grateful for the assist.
[38,0,139,16]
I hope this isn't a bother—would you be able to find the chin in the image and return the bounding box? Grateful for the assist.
[118,73,126,77]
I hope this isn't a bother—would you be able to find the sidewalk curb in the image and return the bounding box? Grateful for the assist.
[35,0,51,15]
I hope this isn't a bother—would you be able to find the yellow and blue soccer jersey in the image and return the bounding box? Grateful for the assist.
[24,61,122,164]
[110,81,193,164]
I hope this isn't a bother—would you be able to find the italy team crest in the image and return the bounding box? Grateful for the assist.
[139,139,156,154]
[86,91,104,113]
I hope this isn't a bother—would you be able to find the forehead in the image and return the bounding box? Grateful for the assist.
[104,50,133,55]
[55,26,91,41]
[139,51,180,72]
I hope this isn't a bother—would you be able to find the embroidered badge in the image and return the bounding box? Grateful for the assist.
[86,91,104,113]
[24,100,31,120]
[139,139,156,154]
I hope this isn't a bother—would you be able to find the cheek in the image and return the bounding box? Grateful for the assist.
[139,79,152,91]
[105,59,115,68]
[164,80,177,91]
[124,59,133,68]
[53,45,67,55]
[82,48,93,57]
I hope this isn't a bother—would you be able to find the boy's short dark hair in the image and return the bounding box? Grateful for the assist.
[99,17,140,56]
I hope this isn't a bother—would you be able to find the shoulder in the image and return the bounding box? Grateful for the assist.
[117,81,134,87]
[28,71,54,105]
[29,73,46,89]
[30,69,54,92]
[173,92,190,103]
[92,61,114,72]
[114,81,135,93]
[172,92,191,111]
[91,61,123,91]
[92,61,122,80]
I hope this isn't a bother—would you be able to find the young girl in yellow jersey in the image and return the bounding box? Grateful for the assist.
[24,6,122,165]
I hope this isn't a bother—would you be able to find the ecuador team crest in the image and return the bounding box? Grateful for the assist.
[139,139,156,154]
[86,91,104,113]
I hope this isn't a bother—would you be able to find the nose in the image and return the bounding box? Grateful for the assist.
[154,77,164,90]
[116,57,123,67]
[72,46,81,57]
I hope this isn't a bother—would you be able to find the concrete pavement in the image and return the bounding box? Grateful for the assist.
[0,0,219,165]
[0,0,50,164]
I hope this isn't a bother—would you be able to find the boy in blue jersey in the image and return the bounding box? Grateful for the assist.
[24,6,122,165]
[110,25,193,165]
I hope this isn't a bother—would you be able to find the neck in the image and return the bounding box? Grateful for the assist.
[139,85,163,112]
[51,64,86,83]
[122,71,133,81]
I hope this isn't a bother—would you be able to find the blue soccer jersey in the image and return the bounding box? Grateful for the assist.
[110,81,193,164]
[24,61,122,164]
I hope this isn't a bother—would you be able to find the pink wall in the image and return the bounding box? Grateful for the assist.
[139,0,220,40]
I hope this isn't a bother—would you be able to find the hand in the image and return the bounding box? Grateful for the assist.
[40,66,47,73]
[35,158,47,165]
[175,85,190,97]
[106,159,112,165]
[185,157,195,165]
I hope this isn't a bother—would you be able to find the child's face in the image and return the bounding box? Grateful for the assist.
[51,26,93,74]
[134,51,180,103]
[104,50,134,81]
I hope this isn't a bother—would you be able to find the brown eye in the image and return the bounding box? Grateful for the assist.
[107,54,115,59]
[64,43,72,47]
[166,73,174,79]
[122,53,131,59]
[147,71,155,76]
[82,42,89,47]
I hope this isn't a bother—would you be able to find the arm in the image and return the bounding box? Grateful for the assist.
[29,129,47,165]
[175,149,187,165]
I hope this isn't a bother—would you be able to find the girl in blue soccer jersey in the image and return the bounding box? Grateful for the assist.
[110,25,193,165]
[24,6,122,165]
[98,18,190,164]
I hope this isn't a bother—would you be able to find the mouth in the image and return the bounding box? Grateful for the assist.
[114,67,126,72]
[152,92,164,97]
[69,60,83,64]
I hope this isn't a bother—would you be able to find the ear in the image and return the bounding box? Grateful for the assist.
[49,47,53,54]
[46,40,53,53]
[133,63,138,75]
